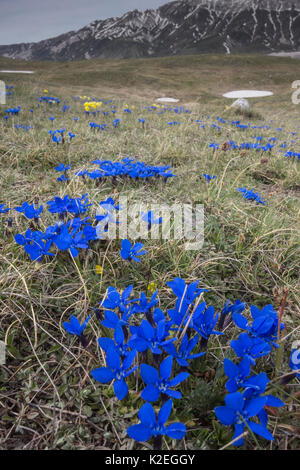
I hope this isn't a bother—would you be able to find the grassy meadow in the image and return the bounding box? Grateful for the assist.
[0,54,299,450]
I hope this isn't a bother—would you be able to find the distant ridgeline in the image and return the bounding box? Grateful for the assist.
[1,0,300,60]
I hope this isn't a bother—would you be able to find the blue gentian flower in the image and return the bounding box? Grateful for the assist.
[91,348,137,400]
[231,333,272,365]
[163,333,205,367]
[55,163,71,172]
[14,202,43,220]
[128,319,176,355]
[101,307,134,331]
[223,357,252,392]
[233,304,283,347]
[68,193,92,215]
[47,195,72,214]
[95,208,120,235]
[0,204,10,214]
[102,285,133,314]
[166,278,208,327]
[203,173,216,183]
[130,291,158,314]
[218,299,246,329]
[209,143,219,150]
[57,174,69,182]
[215,392,274,446]
[47,194,92,216]
[63,315,90,336]
[52,222,89,257]
[120,239,147,262]
[241,372,284,427]
[237,187,266,205]
[98,324,130,357]
[141,211,162,230]
[140,356,189,401]
[127,399,186,442]
[75,169,88,178]
[101,287,135,330]
[82,223,97,241]
[193,305,223,341]
[51,132,61,144]
[167,277,207,304]
[15,229,54,262]
[99,197,122,212]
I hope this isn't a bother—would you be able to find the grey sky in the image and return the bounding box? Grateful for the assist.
[0,0,173,45]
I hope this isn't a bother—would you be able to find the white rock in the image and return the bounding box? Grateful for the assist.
[156,97,179,103]
[223,90,273,99]
[230,98,250,111]
[0,70,34,74]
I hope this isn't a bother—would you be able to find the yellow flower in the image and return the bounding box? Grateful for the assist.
[83,101,102,112]
[147,282,157,295]
[44,89,48,94]
[95,265,103,275]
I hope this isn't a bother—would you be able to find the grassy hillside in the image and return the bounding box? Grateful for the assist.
[2,53,300,109]
[0,54,299,450]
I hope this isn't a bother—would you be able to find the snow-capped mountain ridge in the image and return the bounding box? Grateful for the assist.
[1,0,300,61]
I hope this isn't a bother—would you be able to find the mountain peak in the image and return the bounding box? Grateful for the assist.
[1,0,300,61]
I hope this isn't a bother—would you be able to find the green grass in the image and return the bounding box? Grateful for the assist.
[0,54,299,450]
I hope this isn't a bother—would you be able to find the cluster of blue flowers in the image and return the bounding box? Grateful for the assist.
[5,106,21,115]
[74,158,175,184]
[64,277,222,446]
[229,140,274,152]
[5,86,297,450]
[210,140,274,153]
[55,163,71,182]
[15,124,33,132]
[39,96,60,105]
[89,122,107,131]
[215,304,285,446]
[49,129,76,144]
[13,194,97,261]
[237,187,267,206]
[15,201,43,220]
[11,193,162,263]
[285,151,300,160]
[62,276,287,449]
[144,105,191,115]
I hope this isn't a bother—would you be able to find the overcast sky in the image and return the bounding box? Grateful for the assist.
[0,0,173,45]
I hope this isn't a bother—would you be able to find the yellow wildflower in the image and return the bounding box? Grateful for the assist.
[95,265,103,275]
[147,282,157,295]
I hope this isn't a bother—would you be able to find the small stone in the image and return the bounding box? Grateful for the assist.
[230,98,250,112]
